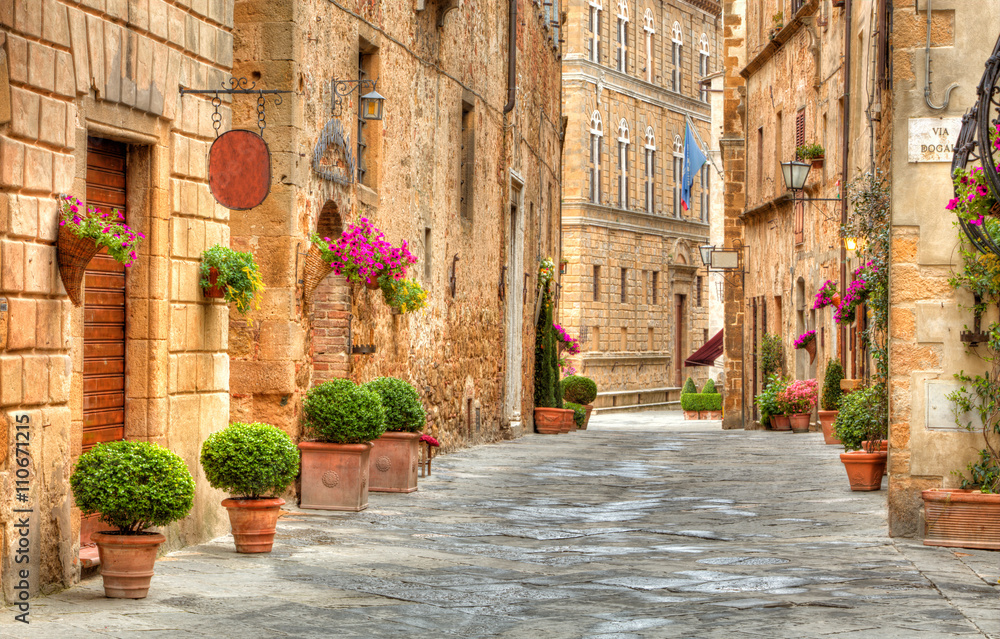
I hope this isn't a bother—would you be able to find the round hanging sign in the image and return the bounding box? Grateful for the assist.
[208,129,271,210]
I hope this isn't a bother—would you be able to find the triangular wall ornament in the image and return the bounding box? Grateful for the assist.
[312,118,356,186]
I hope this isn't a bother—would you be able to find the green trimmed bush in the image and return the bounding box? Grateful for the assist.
[363,377,426,433]
[200,422,300,498]
[561,375,597,405]
[70,440,195,533]
[682,377,698,394]
[702,378,717,394]
[821,360,845,411]
[760,333,784,378]
[565,401,586,428]
[682,393,723,412]
[303,379,387,444]
[833,384,888,451]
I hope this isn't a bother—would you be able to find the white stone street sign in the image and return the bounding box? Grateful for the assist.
[908,117,962,163]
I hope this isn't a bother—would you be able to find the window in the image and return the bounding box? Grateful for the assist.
[795,108,806,149]
[424,227,432,282]
[700,167,710,222]
[460,99,475,220]
[616,1,629,72]
[620,267,628,303]
[794,200,805,245]
[648,327,654,351]
[590,111,603,203]
[652,270,659,304]
[672,134,683,217]
[593,264,601,301]
[593,325,600,349]
[644,9,655,83]
[588,1,602,62]
[618,118,630,208]
[699,33,710,101]
[644,126,656,213]
[671,21,683,92]
[775,110,783,197]
[756,126,764,200]
[357,51,372,185]
[696,275,703,307]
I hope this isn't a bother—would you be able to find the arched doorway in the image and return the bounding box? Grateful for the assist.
[309,201,351,385]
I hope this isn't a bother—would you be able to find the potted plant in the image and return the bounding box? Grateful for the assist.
[327,217,418,290]
[754,374,787,430]
[760,333,784,378]
[300,379,387,511]
[794,330,817,364]
[56,194,144,306]
[778,379,818,432]
[796,142,825,169]
[818,360,845,444]
[813,280,839,310]
[200,422,299,553]
[561,375,598,429]
[303,232,337,307]
[200,245,266,316]
[769,11,784,38]
[534,262,570,433]
[364,377,427,493]
[680,377,700,419]
[834,384,888,491]
[700,378,723,419]
[70,440,195,598]
[380,277,429,314]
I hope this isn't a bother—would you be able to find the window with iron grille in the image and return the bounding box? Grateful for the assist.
[671,22,683,92]
[673,154,683,217]
[645,146,655,213]
[620,267,628,303]
[593,264,601,301]
[590,111,603,203]
[652,270,659,304]
[357,52,369,184]
[460,99,475,220]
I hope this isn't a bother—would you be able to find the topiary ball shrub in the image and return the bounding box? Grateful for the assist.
[71,440,195,533]
[565,401,586,428]
[702,378,717,394]
[821,359,845,411]
[303,379,387,444]
[682,377,698,394]
[200,422,300,499]
[561,375,598,405]
[363,377,426,433]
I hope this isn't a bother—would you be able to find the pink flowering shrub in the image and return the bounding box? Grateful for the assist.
[554,323,581,373]
[793,330,816,349]
[813,280,838,309]
[58,195,144,267]
[327,218,418,286]
[834,262,874,324]
[777,379,818,414]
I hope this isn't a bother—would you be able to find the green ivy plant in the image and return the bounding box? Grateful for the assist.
[200,245,266,316]
[363,377,427,433]
[70,441,195,533]
[760,333,784,379]
[821,360,845,411]
[200,422,300,499]
[564,401,586,428]
[303,379,387,444]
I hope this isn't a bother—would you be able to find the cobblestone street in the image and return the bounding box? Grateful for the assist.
[3,412,999,638]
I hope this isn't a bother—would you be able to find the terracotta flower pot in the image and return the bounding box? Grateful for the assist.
[369,431,420,493]
[922,489,1000,551]
[558,408,574,433]
[811,157,824,170]
[818,410,840,444]
[202,267,225,298]
[92,531,166,599]
[772,414,791,431]
[534,407,563,434]
[684,411,699,420]
[840,450,887,491]
[221,497,284,553]
[705,410,723,420]
[298,441,372,511]
[365,278,381,290]
[581,404,594,430]
[789,413,811,432]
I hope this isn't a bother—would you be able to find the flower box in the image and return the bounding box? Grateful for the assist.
[369,432,420,493]
[922,489,1000,550]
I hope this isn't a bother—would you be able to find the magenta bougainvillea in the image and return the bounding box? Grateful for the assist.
[834,262,874,324]
[793,330,816,349]
[813,280,838,310]
[777,378,818,414]
[327,218,418,286]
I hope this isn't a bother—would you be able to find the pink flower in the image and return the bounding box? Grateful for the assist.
[70,205,78,213]
[946,198,959,211]
[970,216,984,226]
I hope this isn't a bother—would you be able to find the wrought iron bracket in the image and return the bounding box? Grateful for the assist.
[179,77,293,138]
[331,78,379,118]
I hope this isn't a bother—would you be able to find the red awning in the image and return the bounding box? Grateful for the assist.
[684,330,723,367]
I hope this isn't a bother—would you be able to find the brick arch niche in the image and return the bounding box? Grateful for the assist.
[310,201,351,385]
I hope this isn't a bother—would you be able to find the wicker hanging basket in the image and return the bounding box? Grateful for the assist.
[57,226,102,306]
[302,244,334,309]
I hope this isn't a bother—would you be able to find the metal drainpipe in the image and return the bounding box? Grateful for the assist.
[840,0,852,376]
[504,0,517,114]
[924,0,958,111]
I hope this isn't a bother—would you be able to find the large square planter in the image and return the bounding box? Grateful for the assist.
[922,489,1000,550]
[298,441,372,511]
[369,432,420,493]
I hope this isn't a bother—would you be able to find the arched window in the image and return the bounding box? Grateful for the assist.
[671,21,683,93]
[588,0,603,63]
[672,134,683,217]
[644,126,656,214]
[616,1,629,73]
[643,9,655,83]
[618,118,630,208]
[590,111,604,203]
[699,33,711,101]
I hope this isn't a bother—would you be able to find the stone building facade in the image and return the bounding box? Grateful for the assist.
[0,0,235,599]
[560,0,720,410]
[228,0,563,444]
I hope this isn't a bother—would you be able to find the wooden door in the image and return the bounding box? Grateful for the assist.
[674,294,685,386]
[83,137,127,452]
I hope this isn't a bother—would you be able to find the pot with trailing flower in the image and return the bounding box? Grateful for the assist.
[777,379,818,433]
[534,258,570,433]
[56,195,144,306]
[794,330,817,365]
[200,245,266,317]
[796,142,825,170]
[834,263,873,326]
[813,279,839,312]
[327,217,419,293]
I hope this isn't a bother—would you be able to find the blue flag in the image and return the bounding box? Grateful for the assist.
[681,121,707,211]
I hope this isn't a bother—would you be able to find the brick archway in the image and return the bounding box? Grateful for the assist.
[310,201,351,384]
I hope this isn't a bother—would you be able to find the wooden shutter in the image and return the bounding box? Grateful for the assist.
[83,137,127,452]
[796,109,806,149]
[794,200,805,245]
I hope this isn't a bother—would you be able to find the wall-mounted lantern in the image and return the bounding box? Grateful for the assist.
[331,78,385,120]
[780,160,812,192]
[843,237,859,251]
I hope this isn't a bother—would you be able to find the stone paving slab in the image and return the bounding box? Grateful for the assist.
[2,411,998,638]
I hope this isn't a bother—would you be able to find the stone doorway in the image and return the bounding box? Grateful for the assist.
[309,201,351,385]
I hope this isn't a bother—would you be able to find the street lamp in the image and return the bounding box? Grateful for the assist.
[331,78,386,120]
[699,244,715,267]
[780,160,812,192]
[843,237,859,251]
[360,88,386,121]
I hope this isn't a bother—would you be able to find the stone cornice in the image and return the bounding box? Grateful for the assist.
[562,64,713,123]
[681,0,722,18]
[739,0,818,80]
[739,193,792,220]
[563,203,709,240]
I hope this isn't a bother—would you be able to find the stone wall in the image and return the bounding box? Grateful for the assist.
[0,0,233,600]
